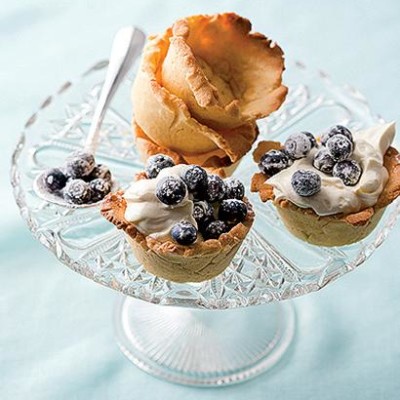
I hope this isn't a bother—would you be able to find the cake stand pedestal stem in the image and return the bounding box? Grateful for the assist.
[114,296,296,386]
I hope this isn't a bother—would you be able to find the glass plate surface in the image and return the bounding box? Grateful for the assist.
[11,59,400,309]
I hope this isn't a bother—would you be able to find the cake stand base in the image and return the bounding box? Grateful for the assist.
[114,297,296,386]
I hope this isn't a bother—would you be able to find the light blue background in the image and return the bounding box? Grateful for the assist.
[1,1,400,399]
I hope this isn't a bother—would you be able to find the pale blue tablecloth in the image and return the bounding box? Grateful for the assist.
[1,1,400,399]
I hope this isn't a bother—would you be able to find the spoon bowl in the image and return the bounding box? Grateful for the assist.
[33,172,120,209]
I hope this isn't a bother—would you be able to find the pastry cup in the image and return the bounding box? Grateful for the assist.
[251,141,400,247]
[131,12,286,169]
[101,188,255,283]
[160,13,287,130]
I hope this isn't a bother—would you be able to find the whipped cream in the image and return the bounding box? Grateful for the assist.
[124,165,197,239]
[268,122,395,216]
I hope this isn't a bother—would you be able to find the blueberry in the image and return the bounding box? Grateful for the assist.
[206,174,226,203]
[63,179,92,204]
[182,165,208,194]
[284,132,316,159]
[218,199,248,225]
[89,178,111,202]
[43,168,67,192]
[258,150,291,176]
[156,176,187,205]
[65,151,95,179]
[333,160,362,186]
[326,134,353,161]
[303,132,318,148]
[171,221,198,245]
[146,154,175,178]
[291,170,321,197]
[313,148,336,174]
[193,201,214,229]
[88,164,112,182]
[225,178,245,200]
[202,220,230,240]
[321,125,353,146]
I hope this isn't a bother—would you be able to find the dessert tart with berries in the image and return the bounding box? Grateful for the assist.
[251,123,400,246]
[132,12,287,172]
[101,154,254,283]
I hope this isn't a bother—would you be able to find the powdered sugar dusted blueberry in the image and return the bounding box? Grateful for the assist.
[65,151,95,179]
[206,174,226,203]
[171,221,197,245]
[218,199,247,225]
[156,176,187,205]
[284,132,316,159]
[321,125,353,146]
[202,220,229,240]
[89,178,111,202]
[89,164,112,182]
[258,150,291,176]
[333,160,362,186]
[326,134,353,161]
[43,168,67,192]
[145,154,175,178]
[63,179,92,204]
[192,201,214,229]
[303,132,317,148]
[313,148,336,174]
[225,178,245,200]
[291,170,321,197]
[182,165,208,194]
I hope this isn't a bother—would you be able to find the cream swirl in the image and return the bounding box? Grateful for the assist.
[124,165,197,239]
[268,122,395,216]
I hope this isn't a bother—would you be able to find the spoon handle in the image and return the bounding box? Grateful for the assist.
[85,26,146,153]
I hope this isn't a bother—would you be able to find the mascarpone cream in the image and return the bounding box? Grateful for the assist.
[268,122,395,216]
[124,165,197,239]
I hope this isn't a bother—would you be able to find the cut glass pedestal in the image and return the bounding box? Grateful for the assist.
[115,297,295,386]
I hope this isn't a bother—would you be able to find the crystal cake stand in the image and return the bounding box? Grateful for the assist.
[11,59,400,386]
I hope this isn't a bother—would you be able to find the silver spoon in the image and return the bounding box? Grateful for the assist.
[34,26,146,208]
